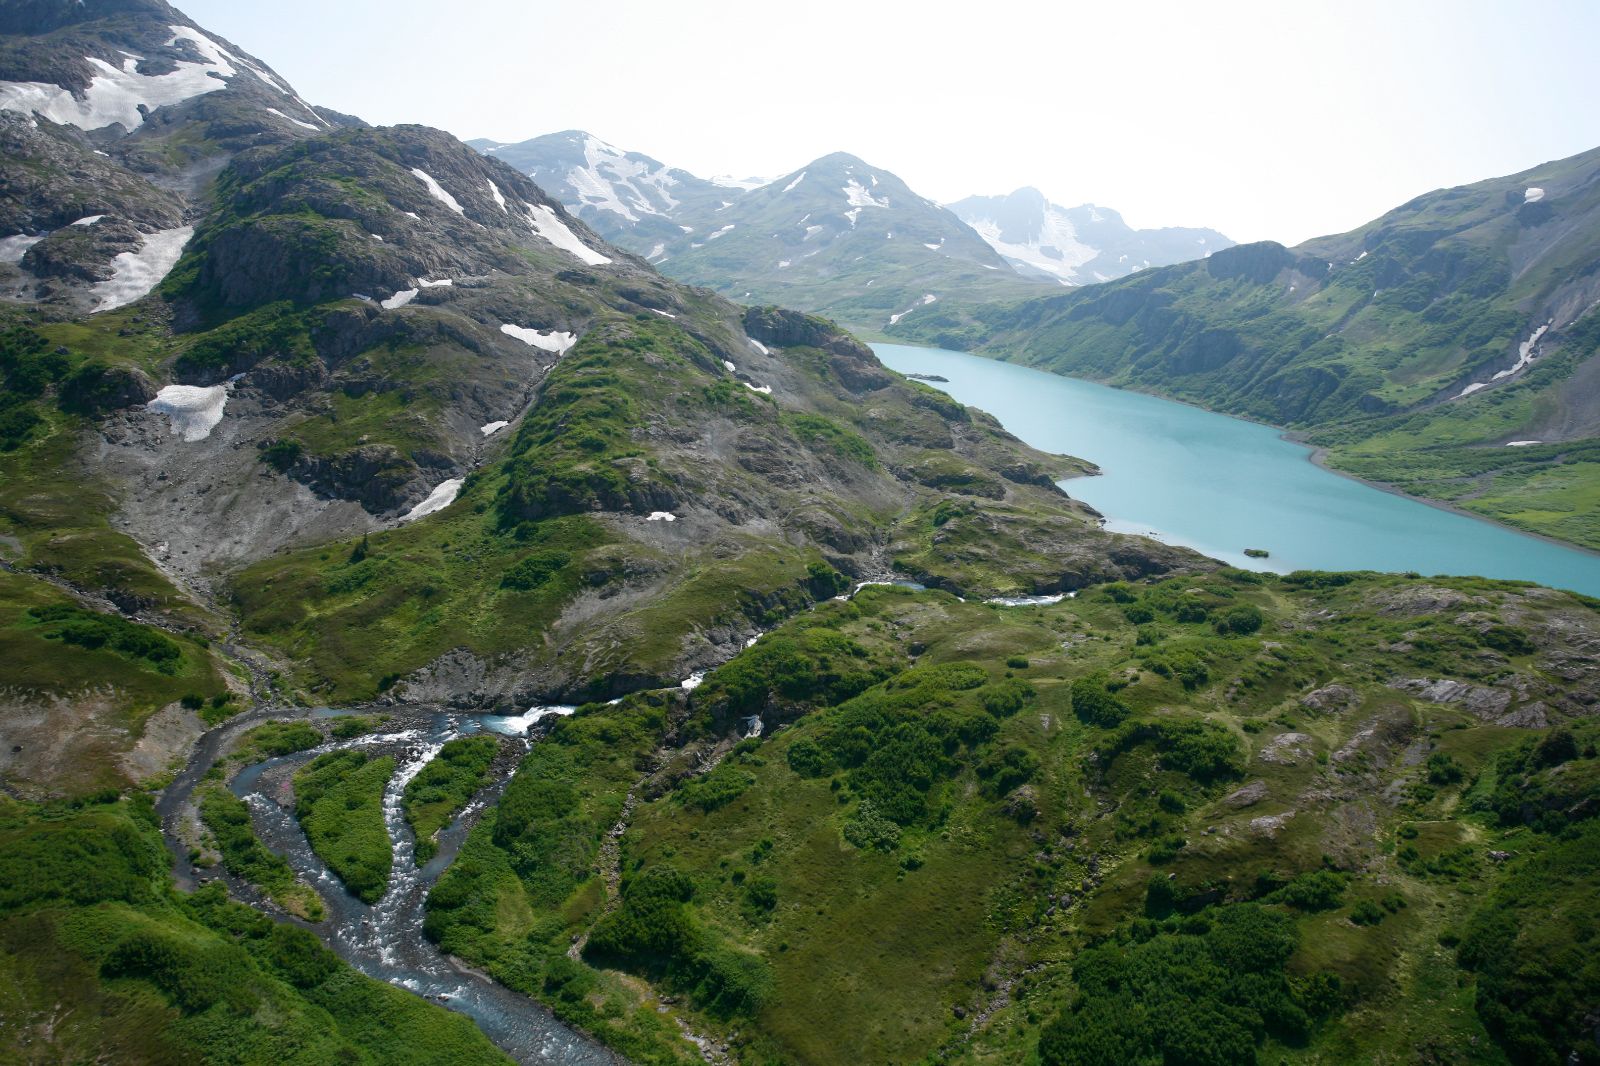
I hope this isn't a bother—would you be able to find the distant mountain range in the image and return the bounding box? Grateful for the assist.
[470,131,1232,332]
[947,187,1232,286]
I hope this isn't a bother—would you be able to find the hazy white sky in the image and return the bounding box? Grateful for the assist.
[183,0,1600,245]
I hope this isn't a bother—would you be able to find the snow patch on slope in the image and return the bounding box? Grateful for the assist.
[0,25,244,131]
[410,169,464,214]
[0,234,44,264]
[265,107,318,131]
[1457,323,1551,398]
[90,225,194,312]
[148,384,227,442]
[521,202,611,265]
[888,294,937,326]
[500,323,577,353]
[965,210,1096,285]
[710,175,769,191]
[401,479,463,522]
[843,178,889,209]
[565,134,682,222]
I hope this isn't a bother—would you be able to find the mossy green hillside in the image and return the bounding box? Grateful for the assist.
[229,309,1139,703]
[419,571,1600,1065]
[0,794,508,1064]
[0,318,216,628]
[0,569,229,796]
[424,696,699,1064]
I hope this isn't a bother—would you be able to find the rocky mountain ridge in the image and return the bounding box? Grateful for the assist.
[470,131,1230,334]
[0,0,1198,784]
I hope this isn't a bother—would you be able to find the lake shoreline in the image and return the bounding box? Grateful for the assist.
[1294,438,1600,562]
[872,342,1600,596]
[938,344,1600,562]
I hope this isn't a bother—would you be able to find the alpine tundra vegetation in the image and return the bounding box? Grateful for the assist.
[1,1,1598,1065]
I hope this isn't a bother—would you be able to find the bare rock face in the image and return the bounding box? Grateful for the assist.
[1391,677,1513,719]
[1333,709,1417,770]
[1259,732,1315,765]
[285,443,420,515]
[742,305,895,394]
[1371,585,1483,616]
[59,362,157,414]
[1300,683,1361,714]
[1223,780,1269,808]
[1248,810,1296,839]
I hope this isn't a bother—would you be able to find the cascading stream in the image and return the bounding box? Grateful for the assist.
[230,709,619,1066]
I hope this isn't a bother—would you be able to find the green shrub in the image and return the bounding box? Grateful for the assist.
[0,810,165,909]
[1215,605,1264,635]
[1038,904,1338,1065]
[744,875,778,912]
[241,720,322,757]
[678,763,753,812]
[261,437,303,471]
[980,678,1033,718]
[1071,676,1130,728]
[785,736,833,777]
[403,735,500,863]
[584,866,772,1019]
[101,928,257,1014]
[842,800,901,852]
[27,604,182,672]
[1457,822,1600,1064]
[199,788,320,919]
[1478,625,1535,656]
[977,746,1040,797]
[293,750,394,903]
[500,549,571,591]
[1349,899,1386,925]
[1269,870,1347,911]
[697,628,887,718]
[1425,752,1465,785]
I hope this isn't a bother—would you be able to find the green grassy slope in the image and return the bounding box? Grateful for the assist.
[0,794,509,1064]
[422,571,1600,1065]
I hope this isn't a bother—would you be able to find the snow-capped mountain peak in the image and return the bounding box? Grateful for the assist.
[948,187,1233,285]
[0,17,324,136]
[469,130,731,246]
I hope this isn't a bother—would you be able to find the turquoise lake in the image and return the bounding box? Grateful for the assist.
[872,344,1600,598]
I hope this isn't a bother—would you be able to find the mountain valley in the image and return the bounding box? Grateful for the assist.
[0,3,1597,1066]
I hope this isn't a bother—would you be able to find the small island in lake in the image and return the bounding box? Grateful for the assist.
[905,373,949,382]
[1244,547,1271,558]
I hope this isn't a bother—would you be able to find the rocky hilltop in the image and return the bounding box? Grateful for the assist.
[0,0,1194,789]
